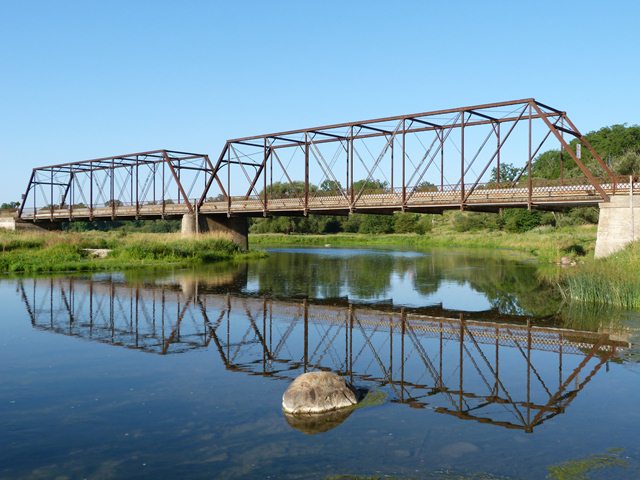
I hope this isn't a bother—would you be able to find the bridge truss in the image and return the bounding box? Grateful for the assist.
[18,99,627,222]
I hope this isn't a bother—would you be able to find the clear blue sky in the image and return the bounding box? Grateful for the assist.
[1,0,638,202]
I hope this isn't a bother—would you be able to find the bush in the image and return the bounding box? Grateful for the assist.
[358,215,394,234]
[502,209,542,233]
[451,212,502,232]
[393,212,421,234]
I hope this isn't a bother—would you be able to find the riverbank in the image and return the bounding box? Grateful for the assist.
[252,226,640,310]
[251,225,598,263]
[0,230,260,273]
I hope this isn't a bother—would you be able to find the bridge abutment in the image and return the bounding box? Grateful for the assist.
[181,213,248,251]
[595,194,640,258]
[0,216,62,232]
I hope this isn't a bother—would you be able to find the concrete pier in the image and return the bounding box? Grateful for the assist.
[0,216,60,232]
[594,194,640,258]
[181,213,248,250]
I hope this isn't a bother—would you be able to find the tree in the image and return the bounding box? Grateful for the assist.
[613,148,640,175]
[394,212,422,233]
[358,214,394,234]
[531,124,640,179]
[0,201,20,210]
[319,179,343,193]
[490,163,520,183]
[352,179,388,193]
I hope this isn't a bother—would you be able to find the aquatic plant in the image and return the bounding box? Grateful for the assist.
[546,448,627,479]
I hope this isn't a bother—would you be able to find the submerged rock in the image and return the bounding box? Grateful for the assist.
[282,371,357,415]
[283,407,354,434]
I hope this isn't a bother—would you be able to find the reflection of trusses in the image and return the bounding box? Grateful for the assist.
[20,278,628,433]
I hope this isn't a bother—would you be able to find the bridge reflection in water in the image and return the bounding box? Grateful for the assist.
[19,276,628,433]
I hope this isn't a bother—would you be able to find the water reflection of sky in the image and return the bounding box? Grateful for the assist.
[260,247,492,311]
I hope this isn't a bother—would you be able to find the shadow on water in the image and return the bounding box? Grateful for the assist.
[18,246,637,435]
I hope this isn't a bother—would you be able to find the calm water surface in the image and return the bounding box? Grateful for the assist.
[2,247,640,479]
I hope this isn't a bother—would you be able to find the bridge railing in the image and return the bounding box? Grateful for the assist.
[19,176,640,220]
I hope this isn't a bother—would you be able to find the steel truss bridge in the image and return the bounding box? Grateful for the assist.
[20,276,629,433]
[18,99,637,222]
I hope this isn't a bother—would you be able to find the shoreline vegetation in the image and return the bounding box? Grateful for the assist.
[251,228,640,311]
[0,224,637,310]
[0,230,260,274]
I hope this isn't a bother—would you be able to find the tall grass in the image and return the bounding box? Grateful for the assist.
[252,225,598,263]
[561,242,640,309]
[0,230,249,273]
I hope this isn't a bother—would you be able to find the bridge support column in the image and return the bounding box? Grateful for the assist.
[0,217,62,232]
[181,214,248,251]
[595,194,640,258]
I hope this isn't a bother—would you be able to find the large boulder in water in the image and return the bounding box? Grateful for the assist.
[282,371,357,415]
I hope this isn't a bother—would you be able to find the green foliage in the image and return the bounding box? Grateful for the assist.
[502,209,542,233]
[0,201,20,210]
[352,179,388,193]
[358,214,394,234]
[490,163,520,183]
[613,148,640,175]
[532,124,640,179]
[451,212,502,232]
[561,241,640,309]
[263,181,316,199]
[0,231,247,273]
[393,212,423,234]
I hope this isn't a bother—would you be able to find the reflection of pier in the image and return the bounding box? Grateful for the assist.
[20,277,628,433]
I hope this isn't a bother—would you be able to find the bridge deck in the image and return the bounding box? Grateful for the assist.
[19,181,634,221]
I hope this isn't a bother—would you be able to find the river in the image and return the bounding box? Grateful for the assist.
[1,247,639,479]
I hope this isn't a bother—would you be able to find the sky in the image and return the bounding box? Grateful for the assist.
[1,0,639,203]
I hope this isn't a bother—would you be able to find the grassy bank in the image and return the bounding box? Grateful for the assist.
[251,224,598,263]
[253,226,640,310]
[559,242,640,309]
[0,230,258,274]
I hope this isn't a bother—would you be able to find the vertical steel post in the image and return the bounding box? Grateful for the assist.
[350,127,355,207]
[496,123,501,185]
[110,159,115,219]
[263,137,268,214]
[559,118,564,186]
[401,120,406,208]
[50,170,54,221]
[390,135,394,192]
[135,157,140,216]
[227,147,231,215]
[89,168,94,220]
[461,113,466,208]
[162,161,166,218]
[304,133,309,213]
[528,104,533,209]
[440,129,444,191]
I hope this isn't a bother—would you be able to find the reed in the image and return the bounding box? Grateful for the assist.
[561,242,640,309]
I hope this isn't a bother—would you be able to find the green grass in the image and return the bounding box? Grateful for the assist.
[252,226,640,311]
[560,242,640,309]
[0,230,259,274]
[251,225,597,263]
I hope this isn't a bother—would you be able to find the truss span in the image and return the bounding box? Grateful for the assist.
[19,99,629,222]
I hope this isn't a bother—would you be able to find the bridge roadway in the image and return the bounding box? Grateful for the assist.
[19,180,633,222]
